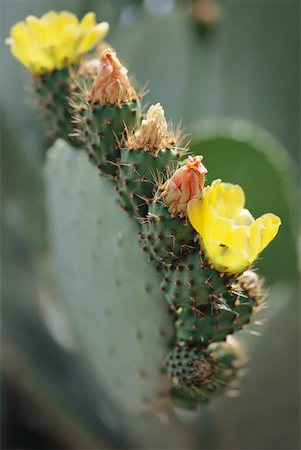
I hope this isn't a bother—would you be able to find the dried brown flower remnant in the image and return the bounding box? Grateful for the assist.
[234,270,265,302]
[90,50,138,105]
[126,103,176,154]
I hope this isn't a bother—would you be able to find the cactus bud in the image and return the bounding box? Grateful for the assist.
[126,103,175,154]
[90,50,138,105]
[161,155,207,218]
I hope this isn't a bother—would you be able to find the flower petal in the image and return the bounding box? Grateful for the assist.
[187,198,204,235]
[7,11,109,74]
[77,23,109,54]
[188,178,281,274]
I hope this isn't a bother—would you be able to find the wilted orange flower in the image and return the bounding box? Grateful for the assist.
[90,50,137,104]
[161,155,207,218]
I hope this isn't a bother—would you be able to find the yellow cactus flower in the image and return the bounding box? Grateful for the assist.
[6,11,109,74]
[187,179,281,274]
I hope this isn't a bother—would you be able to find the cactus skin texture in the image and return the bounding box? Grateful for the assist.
[45,140,175,414]
[72,97,141,177]
[34,69,79,146]
[164,341,242,409]
[139,189,197,268]
[160,252,235,308]
[117,147,179,217]
[175,293,256,346]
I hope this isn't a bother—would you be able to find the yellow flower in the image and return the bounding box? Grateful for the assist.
[187,179,281,274]
[6,11,109,74]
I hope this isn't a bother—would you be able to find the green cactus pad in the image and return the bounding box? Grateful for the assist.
[117,147,179,217]
[175,290,256,346]
[73,100,141,177]
[160,252,235,308]
[139,190,197,268]
[34,68,78,146]
[164,341,242,409]
[45,140,174,414]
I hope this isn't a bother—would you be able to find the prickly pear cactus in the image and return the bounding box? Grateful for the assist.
[45,140,174,414]
[7,9,283,419]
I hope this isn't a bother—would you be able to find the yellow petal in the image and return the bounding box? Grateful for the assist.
[10,44,30,67]
[204,242,250,274]
[259,213,281,249]
[80,12,96,29]
[41,11,59,23]
[77,23,109,54]
[26,16,46,42]
[217,183,245,219]
[224,225,250,251]
[235,208,254,226]
[207,208,234,243]
[10,22,30,45]
[7,11,108,73]
[187,198,203,235]
[59,11,79,25]
[250,213,281,259]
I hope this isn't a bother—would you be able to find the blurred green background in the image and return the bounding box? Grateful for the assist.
[1,0,300,449]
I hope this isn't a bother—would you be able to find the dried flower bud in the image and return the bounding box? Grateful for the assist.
[161,155,207,218]
[127,103,176,153]
[234,270,265,301]
[90,50,137,105]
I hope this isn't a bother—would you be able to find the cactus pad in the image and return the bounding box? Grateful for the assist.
[160,252,235,308]
[45,140,174,414]
[117,147,179,217]
[34,69,77,145]
[175,291,256,346]
[72,99,141,177]
[139,190,197,267]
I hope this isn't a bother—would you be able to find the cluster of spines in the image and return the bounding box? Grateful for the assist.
[71,97,141,177]
[116,147,178,217]
[163,341,242,409]
[138,189,197,267]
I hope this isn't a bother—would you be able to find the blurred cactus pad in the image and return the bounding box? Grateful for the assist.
[45,140,174,413]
